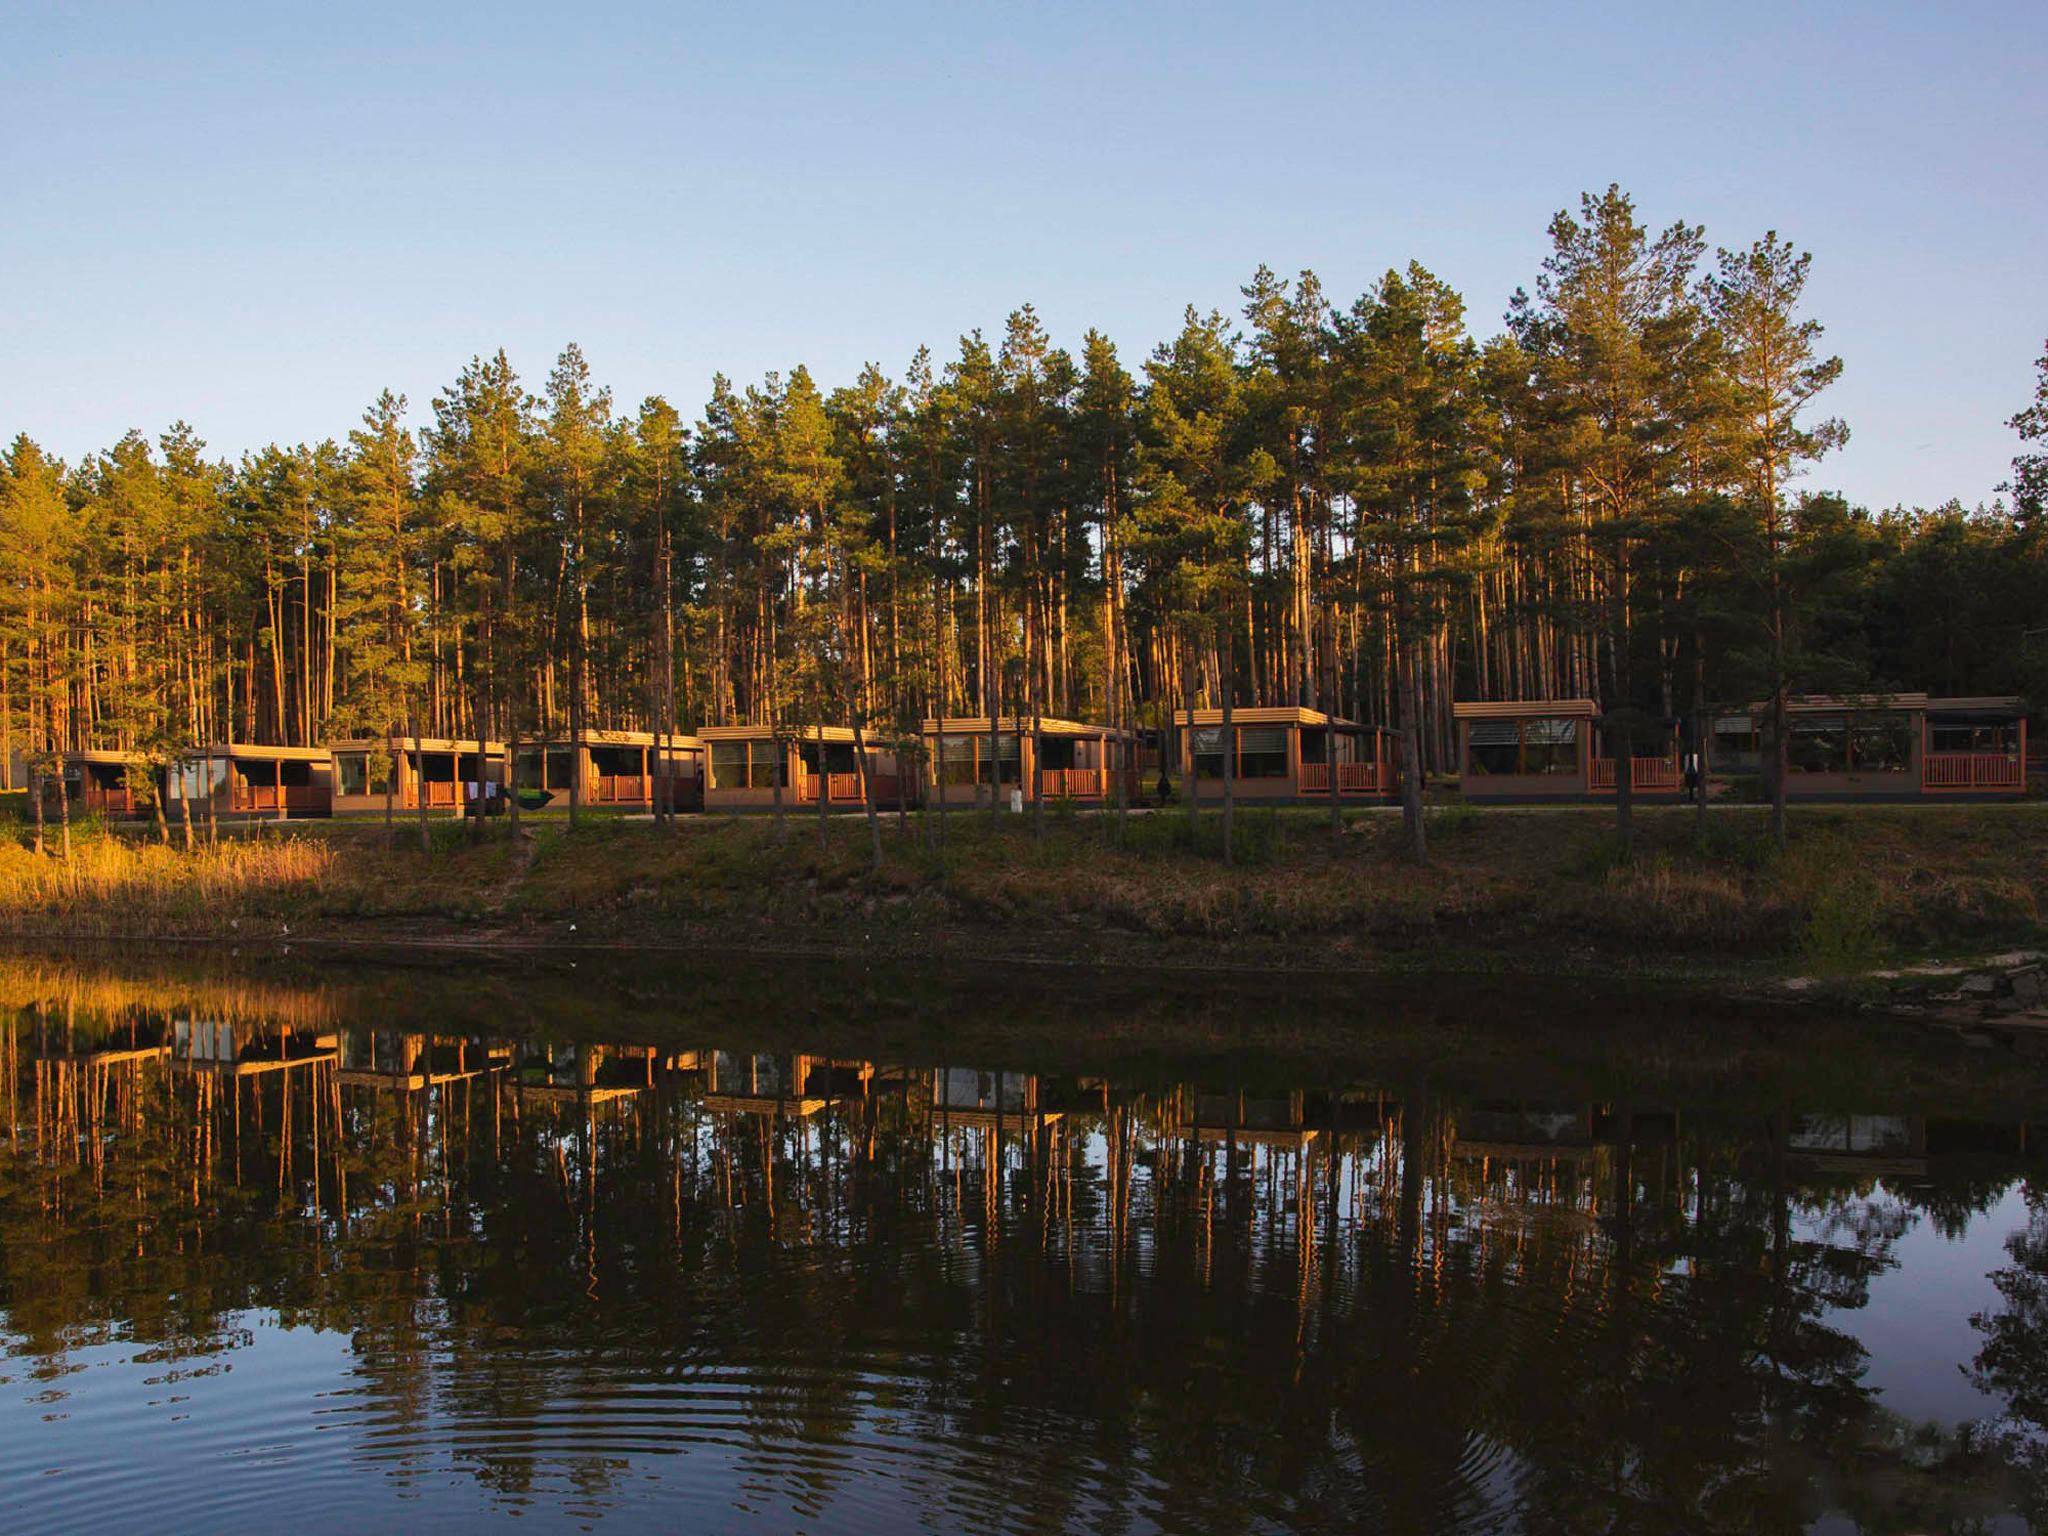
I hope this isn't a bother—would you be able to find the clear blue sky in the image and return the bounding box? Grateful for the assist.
[3,0,2042,510]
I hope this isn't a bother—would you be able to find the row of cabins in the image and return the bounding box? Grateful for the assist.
[31,694,2032,820]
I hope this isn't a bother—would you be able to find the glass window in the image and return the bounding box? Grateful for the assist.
[979,733,1022,785]
[1713,716,1762,772]
[748,742,784,790]
[1930,720,2016,753]
[710,741,748,790]
[336,752,393,797]
[1192,727,1226,780]
[1788,716,1850,773]
[1523,717,1578,775]
[1467,719,1519,776]
[514,748,545,789]
[1238,726,1288,779]
[939,736,977,787]
[1849,714,1911,773]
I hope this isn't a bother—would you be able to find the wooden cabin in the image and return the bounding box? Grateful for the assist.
[166,744,334,818]
[1187,1088,1320,1147]
[1169,706,1396,804]
[703,1051,836,1118]
[44,750,151,817]
[698,723,914,813]
[1453,699,1681,802]
[929,1067,1060,1130]
[328,736,506,816]
[1727,694,2028,801]
[337,1031,510,1091]
[921,715,1139,808]
[512,729,703,813]
[171,1017,339,1077]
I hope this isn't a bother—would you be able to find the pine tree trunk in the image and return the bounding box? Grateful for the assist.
[1397,631,1426,865]
[1221,622,1235,867]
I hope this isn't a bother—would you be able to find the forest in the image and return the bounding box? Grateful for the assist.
[4,185,2045,817]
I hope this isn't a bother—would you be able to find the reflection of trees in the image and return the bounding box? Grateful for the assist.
[6,994,2047,1531]
[1969,1188,2048,1519]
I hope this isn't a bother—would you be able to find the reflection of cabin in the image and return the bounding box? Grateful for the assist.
[921,716,1139,808]
[329,737,506,815]
[337,1030,510,1090]
[171,1018,339,1075]
[1723,694,2027,800]
[521,730,704,813]
[166,744,334,817]
[699,724,914,813]
[929,1067,1061,1129]
[1787,1113,1928,1177]
[44,750,151,817]
[1454,700,1680,802]
[1454,1103,1599,1162]
[700,1051,865,1117]
[512,1041,655,1106]
[1187,1088,1319,1147]
[31,1015,172,1067]
[1170,707,1396,803]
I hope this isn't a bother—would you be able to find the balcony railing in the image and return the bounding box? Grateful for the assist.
[232,784,327,814]
[592,774,646,804]
[1923,752,2023,791]
[798,772,868,804]
[1300,762,1389,795]
[1038,767,1104,798]
[1590,756,1681,792]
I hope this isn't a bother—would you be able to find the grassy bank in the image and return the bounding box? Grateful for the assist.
[1,802,2042,976]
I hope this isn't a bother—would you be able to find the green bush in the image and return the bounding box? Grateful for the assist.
[1803,872,1886,973]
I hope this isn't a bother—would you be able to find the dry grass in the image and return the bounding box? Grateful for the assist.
[1,802,2042,972]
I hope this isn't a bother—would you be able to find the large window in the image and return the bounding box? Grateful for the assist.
[939,736,977,787]
[1849,715,1911,773]
[710,741,749,791]
[1191,728,1226,780]
[335,751,393,797]
[749,742,784,790]
[1238,726,1288,779]
[1930,720,2017,753]
[978,734,1021,785]
[1788,716,1849,773]
[1467,717,1577,776]
[798,741,858,776]
[1713,716,1763,773]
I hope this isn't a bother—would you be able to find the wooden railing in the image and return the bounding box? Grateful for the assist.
[593,774,646,804]
[1039,768,1104,798]
[1300,762,1388,795]
[1590,756,1681,792]
[798,772,868,804]
[421,780,460,809]
[1923,752,2023,791]
[82,788,135,815]
[233,784,327,814]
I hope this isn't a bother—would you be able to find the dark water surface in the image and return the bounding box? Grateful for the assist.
[4,946,2047,1534]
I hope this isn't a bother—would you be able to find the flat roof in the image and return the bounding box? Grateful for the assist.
[183,743,333,763]
[1170,706,1372,730]
[520,729,705,750]
[700,723,867,745]
[922,715,1134,740]
[327,736,507,755]
[60,749,147,766]
[1452,699,1598,719]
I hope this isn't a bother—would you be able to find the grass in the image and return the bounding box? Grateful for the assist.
[0,801,2042,976]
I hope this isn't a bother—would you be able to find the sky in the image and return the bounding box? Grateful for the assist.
[3,0,2043,510]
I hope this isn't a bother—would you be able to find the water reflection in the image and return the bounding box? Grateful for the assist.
[2,954,2046,1533]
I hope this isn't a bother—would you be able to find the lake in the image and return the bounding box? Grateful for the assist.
[2,945,2044,1534]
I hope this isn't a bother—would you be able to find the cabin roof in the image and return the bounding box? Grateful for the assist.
[921,715,1134,740]
[1452,699,1599,720]
[327,736,507,755]
[524,729,705,750]
[184,743,333,763]
[699,723,891,746]
[1170,706,1371,730]
[1925,695,2026,715]
[60,749,147,766]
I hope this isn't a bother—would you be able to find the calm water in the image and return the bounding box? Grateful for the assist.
[3,948,2047,1534]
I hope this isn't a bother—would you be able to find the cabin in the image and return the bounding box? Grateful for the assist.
[921,715,1139,809]
[1727,694,2027,801]
[1169,706,1397,804]
[703,1051,839,1118]
[511,1040,656,1106]
[165,744,334,818]
[337,1031,510,1091]
[1186,1088,1321,1148]
[1453,699,1681,802]
[511,729,703,813]
[43,750,152,817]
[328,737,505,816]
[929,1067,1060,1130]
[171,1017,339,1077]
[698,723,915,813]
